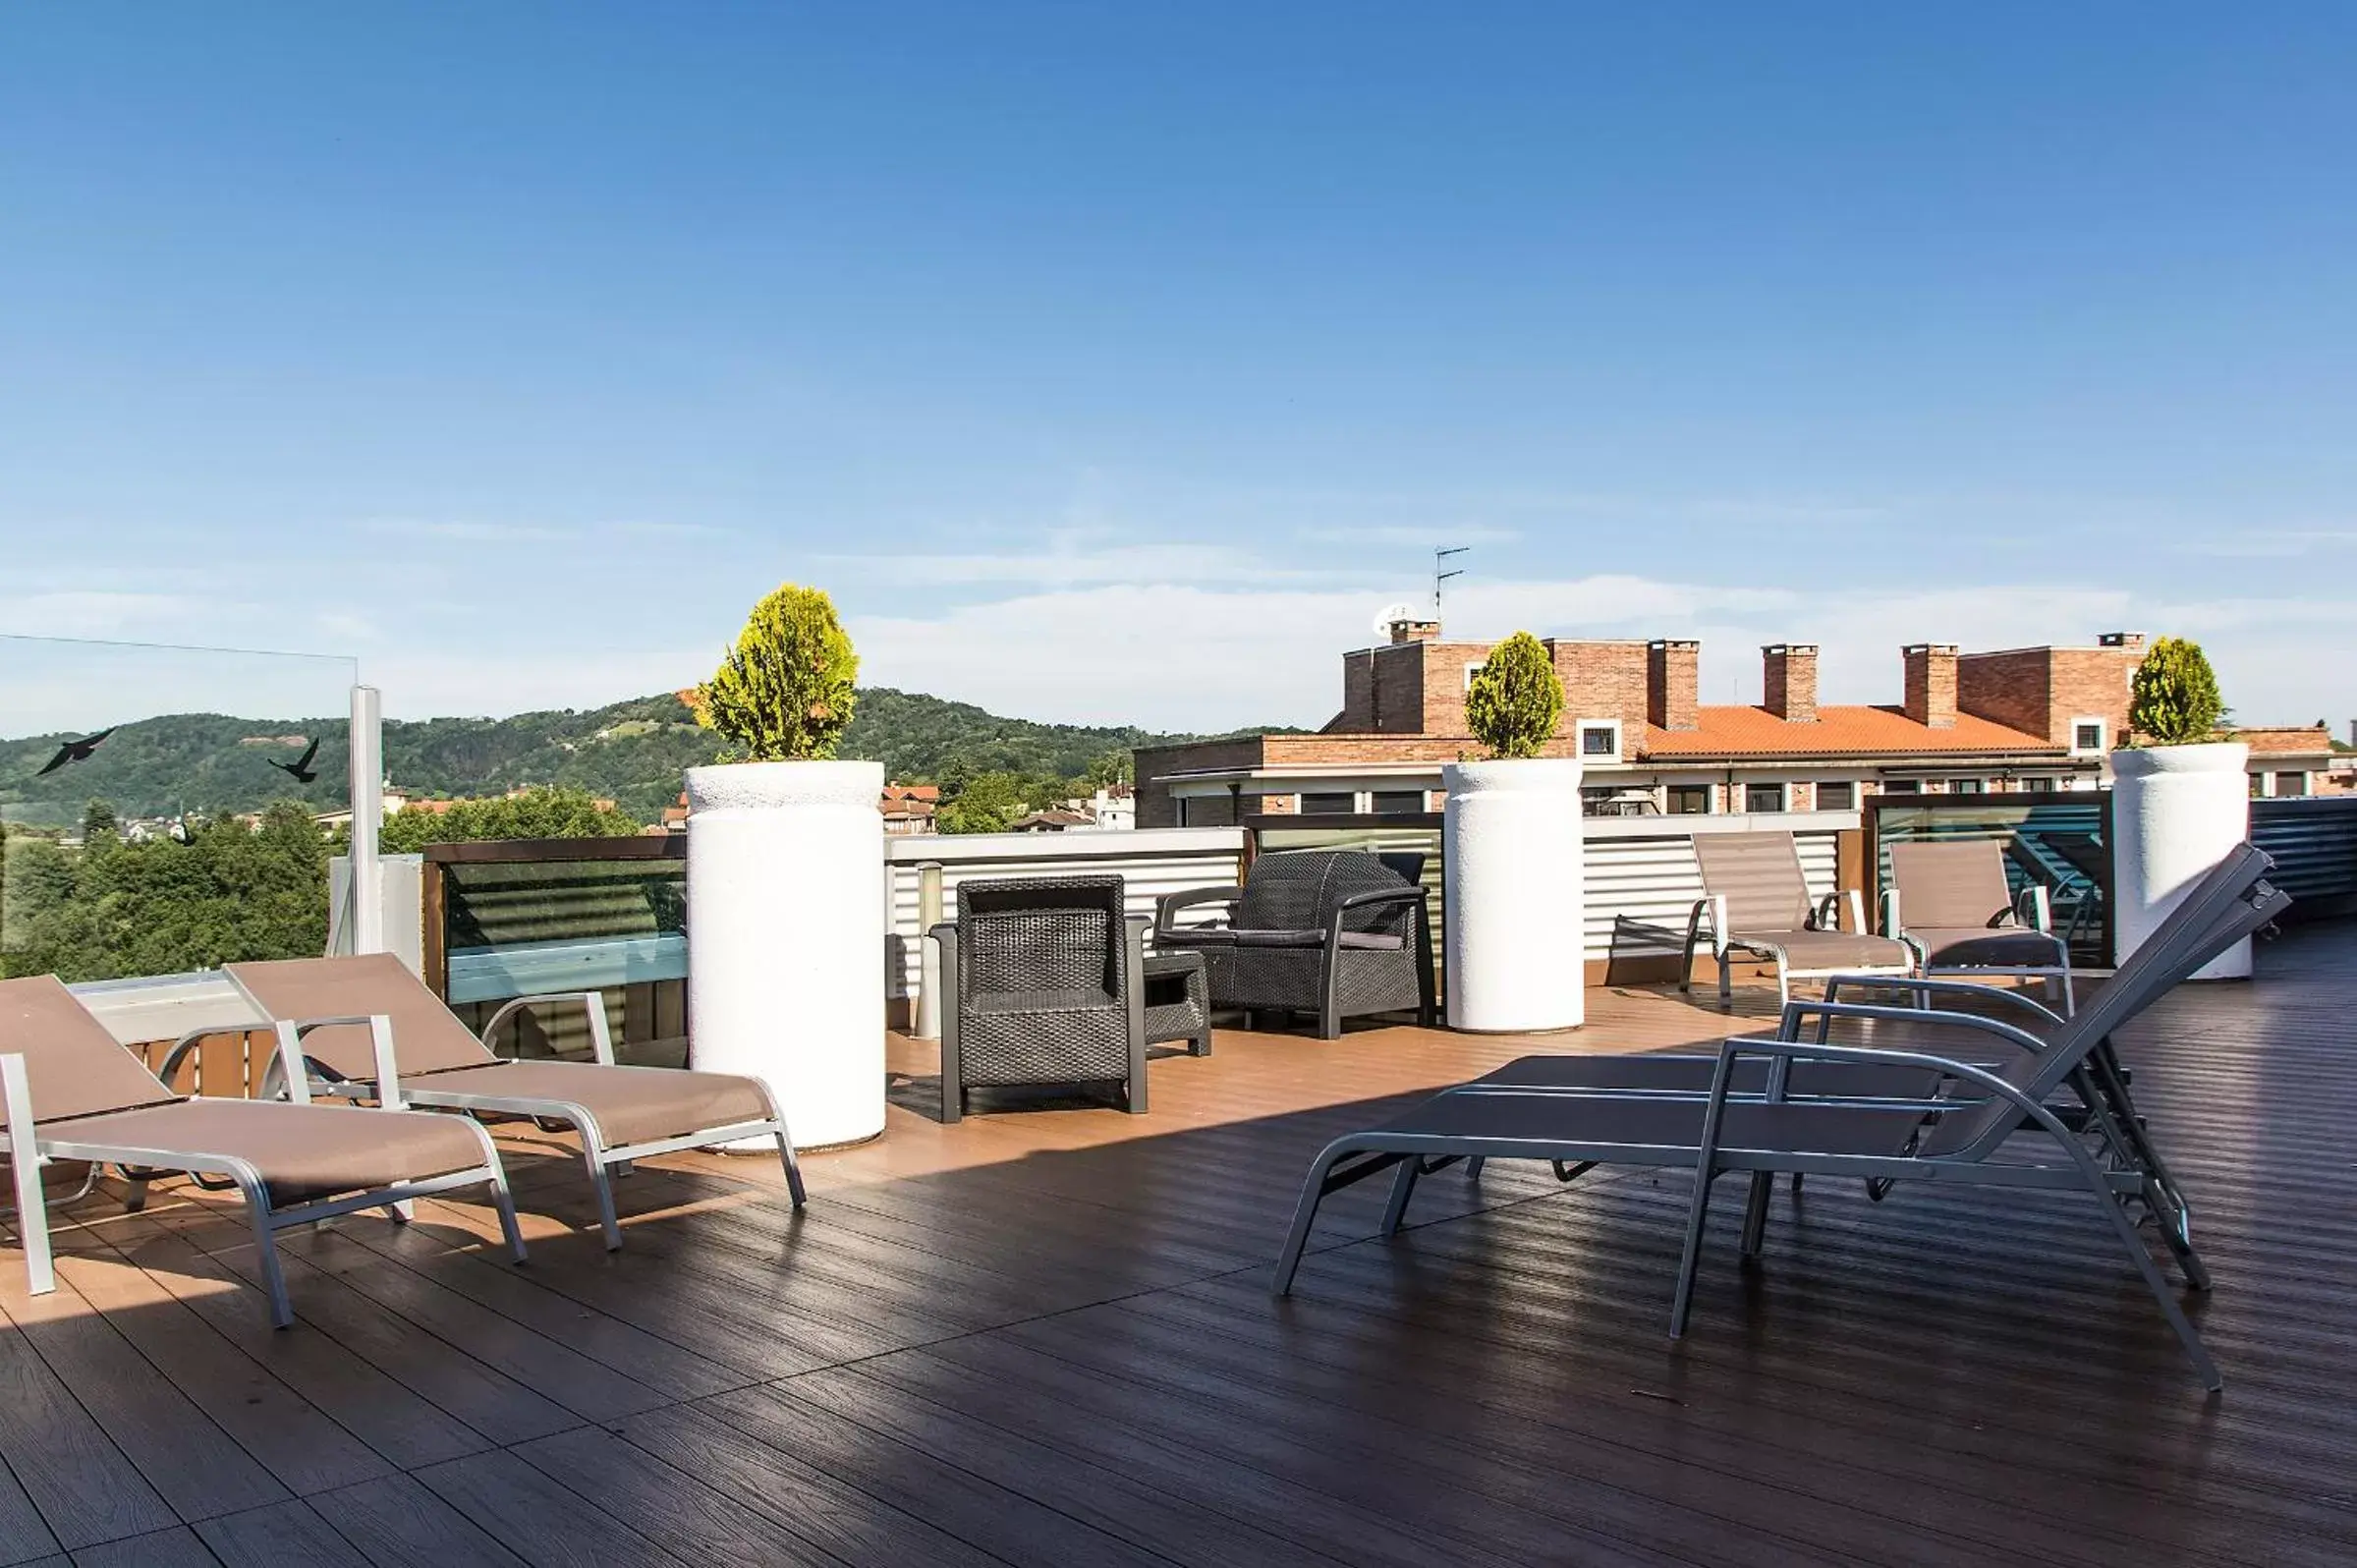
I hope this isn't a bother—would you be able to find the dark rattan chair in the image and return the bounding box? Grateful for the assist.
[1155,850,1434,1038]
[929,875,1147,1123]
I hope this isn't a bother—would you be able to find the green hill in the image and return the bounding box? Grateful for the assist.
[0,690,1242,827]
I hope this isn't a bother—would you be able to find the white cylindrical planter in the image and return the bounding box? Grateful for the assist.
[687,759,886,1148]
[2111,743,2252,980]
[1443,758,1586,1032]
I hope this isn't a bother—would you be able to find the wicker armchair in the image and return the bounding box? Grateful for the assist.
[929,875,1147,1123]
[1155,850,1433,1038]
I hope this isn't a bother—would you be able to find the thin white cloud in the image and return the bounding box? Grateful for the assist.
[2171,530,2357,560]
[0,590,212,640]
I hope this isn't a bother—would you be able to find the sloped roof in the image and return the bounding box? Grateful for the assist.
[1640,705,2059,759]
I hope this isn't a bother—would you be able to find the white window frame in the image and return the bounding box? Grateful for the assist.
[1462,660,1485,691]
[2069,715,2107,756]
[1575,717,1622,761]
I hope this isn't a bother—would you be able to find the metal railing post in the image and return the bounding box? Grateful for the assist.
[348,684,385,955]
[915,862,944,1040]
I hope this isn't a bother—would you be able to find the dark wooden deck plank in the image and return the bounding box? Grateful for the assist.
[508,1426,848,1568]
[65,1524,218,1567]
[306,1476,527,1568]
[410,1449,692,1568]
[195,1500,371,1568]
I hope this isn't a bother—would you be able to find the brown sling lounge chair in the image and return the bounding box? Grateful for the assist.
[1681,830,1915,1007]
[0,975,525,1327]
[226,955,804,1250]
[1884,839,2073,1010]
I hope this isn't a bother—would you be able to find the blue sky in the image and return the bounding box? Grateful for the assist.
[4,3,2353,733]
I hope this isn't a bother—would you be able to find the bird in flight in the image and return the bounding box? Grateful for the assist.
[36,728,114,775]
[266,737,322,784]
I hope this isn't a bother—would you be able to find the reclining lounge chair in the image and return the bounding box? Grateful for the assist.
[227,955,804,1251]
[0,975,525,1326]
[1273,845,2288,1390]
[1681,830,1915,1007]
[1884,839,2074,1010]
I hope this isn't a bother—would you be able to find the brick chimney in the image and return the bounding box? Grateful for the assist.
[1903,644,1958,729]
[1647,639,1700,731]
[1386,616,1441,645]
[1762,644,1818,722]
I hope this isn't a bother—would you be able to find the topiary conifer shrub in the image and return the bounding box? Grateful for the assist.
[692,584,860,761]
[2127,636,2226,747]
[1464,631,1564,759]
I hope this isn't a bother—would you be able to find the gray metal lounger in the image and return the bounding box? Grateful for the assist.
[0,975,526,1327]
[1681,831,1916,1007]
[1274,845,2289,1390]
[227,955,805,1251]
[1885,838,2074,1009]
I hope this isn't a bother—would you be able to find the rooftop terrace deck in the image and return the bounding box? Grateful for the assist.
[4,924,2354,1566]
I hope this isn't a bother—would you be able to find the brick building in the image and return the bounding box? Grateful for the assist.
[1137,620,2158,827]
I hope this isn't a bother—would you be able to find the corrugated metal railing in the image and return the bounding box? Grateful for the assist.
[2252,796,2357,909]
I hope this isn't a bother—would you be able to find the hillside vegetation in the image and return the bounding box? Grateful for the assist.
[0,689,1247,826]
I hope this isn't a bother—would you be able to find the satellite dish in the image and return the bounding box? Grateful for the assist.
[1371,601,1421,634]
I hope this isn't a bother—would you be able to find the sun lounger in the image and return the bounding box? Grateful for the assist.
[1274,844,2289,1390]
[1680,831,1915,1007]
[0,975,525,1326]
[1885,838,2074,1008]
[226,955,804,1250]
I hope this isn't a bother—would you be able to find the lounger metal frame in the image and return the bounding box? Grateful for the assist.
[235,989,807,1251]
[1680,886,1918,1009]
[4,1014,527,1327]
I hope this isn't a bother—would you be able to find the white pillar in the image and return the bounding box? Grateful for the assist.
[687,759,886,1148]
[348,685,385,955]
[1442,758,1585,1031]
[2111,743,2252,980]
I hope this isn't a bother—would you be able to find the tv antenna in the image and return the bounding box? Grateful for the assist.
[1433,545,1470,620]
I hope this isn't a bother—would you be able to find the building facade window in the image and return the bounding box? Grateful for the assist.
[1817,780,1855,811]
[2026,776,2056,795]
[1883,778,1922,795]
[2070,717,2107,756]
[1951,779,1985,795]
[1371,789,1426,814]
[1577,719,1621,759]
[2275,771,2309,798]
[1300,791,1356,815]
[1744,782,1786,813]
[1667,784,1711,814]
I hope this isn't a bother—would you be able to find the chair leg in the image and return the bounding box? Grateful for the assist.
[6,1155,55,1299]
[775,1131,808,1208]
[1740,1172,1773,1260]
[383,1199,415,1225]
[1717,953,1734,1009]
[1465,1155,1487,1182]
[1670,1167,1718,1338]
[1379,1159,1420,1237]
[486,1169,529,1263]
[1274,1147,1352,1296]
[2097,1184,2221,1391]
[121,1173,150,1213]
[587,1155,623,1251]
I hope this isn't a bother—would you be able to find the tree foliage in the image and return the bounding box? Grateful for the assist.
[2128,637,2226,746]
[934,770,1027,834]
[379,787,643,852]
[691,584,860,761]
[2,800,327,982]
[1464,632,1564,759]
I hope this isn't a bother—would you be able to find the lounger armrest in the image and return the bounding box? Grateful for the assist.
[2016,884,2054,934]
[273,1015,407,1109]
[0,1052,35,1159]
[1712,1034,2064,1134]
[1880,888,1901,938]
[1156,886,1241,936]
[0,1053,54,1297]
[481,991,617,1067]
[1771,999,2050,1058]
[1814,975,2063,1026]
[1810,891,1841,930]
[1686,895,1727,957]
[155,1024,249,1094]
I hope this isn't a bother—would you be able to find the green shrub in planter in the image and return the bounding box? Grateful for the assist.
[2127,637,2225,746]
[693,584,860,760]
[1465,631,1564,760]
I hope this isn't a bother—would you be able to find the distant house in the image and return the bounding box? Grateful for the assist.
[2232,727,2344,798]
[1011,809,1095,833]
